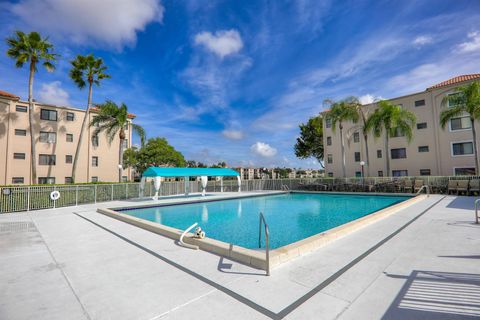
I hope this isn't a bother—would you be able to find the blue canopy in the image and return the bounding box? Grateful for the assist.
[142,167,240,178]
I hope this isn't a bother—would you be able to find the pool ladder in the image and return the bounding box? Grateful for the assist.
[281,184,290,191]
[259,212,270,276]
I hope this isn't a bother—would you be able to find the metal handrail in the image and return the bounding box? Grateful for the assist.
[258,212,270,276]
[416,185,430,196]
[179,222,199,250]
[475,199,480,224]
[281,184,290,191]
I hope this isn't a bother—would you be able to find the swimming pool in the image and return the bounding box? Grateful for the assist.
[118,192,411,249]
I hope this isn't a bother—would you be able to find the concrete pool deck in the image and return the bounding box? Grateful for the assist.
[1,193,479,319]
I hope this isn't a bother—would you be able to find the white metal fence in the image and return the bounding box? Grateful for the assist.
[1,176,478,213]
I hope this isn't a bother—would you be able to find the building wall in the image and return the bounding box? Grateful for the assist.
[323,79,479,177]
[0,97,133,185]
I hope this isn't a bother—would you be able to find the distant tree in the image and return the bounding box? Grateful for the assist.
[325,99,359,177]
[6,31,58,183]
[91,101,145,182]
[186,160,197,167]
[440,81,480,174]
[294,115,324,167]
[366,100,416,176]
[123,137,185,174]
[69,54,110,182]
[210,161,227,168]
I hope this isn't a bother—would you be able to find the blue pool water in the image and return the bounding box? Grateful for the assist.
[119,193,411,249]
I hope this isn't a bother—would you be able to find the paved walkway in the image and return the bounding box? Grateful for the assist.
[0,194,479,319]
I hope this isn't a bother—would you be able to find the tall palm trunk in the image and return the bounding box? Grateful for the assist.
[385,134,390,177]
[118,129,126,182]
[339,122,346,177]
[71,82,93,182]
[363,133,370,177]
[28,62,37,184]
[471,119,479,175]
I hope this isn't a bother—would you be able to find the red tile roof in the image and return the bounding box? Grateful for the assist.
[90,106,136,119]
[0,90,20,100]
[427,74,480,90]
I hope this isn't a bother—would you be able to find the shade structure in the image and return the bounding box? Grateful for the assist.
[141,167,241,199]
[142,167,240,178]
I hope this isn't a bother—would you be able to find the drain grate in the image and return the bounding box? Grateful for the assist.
[0,221,37,233]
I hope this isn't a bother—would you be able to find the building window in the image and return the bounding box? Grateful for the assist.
[454,167,475,176]
[325,118,332,128]
[353,132,360,143]
[377,150,382,158]
[326,136,332,146]
[391,127,405,137]
[447,92,463,108]
[66,155,73,163]
[450,116,471,131]
[392,170,408,177]
[92,156,99,167]
[122,176,128,182]
[12,177,24,184]
[40,109,57,121]
[66,133,73,142]
[354,152,361,162]
[15,129,27,136]
[91,176,98,182]
[122,139,128,148]
[355,171,361,177]
[92,135,99,147]
[39,131,56,143]
[16,105,27,112]
[327,172,333,177]
[417,122,427,129]
[391,148,407,159]
[327,154,333,164]
[378,171,384,177]
[38,177,55,184]
[65,177,73,184]
[39,154,56,165]
[420,169,431,176]
[13,153,25,160]
[452,142,474,156]
[66,112,75,121]
[414,99,425,107]
[418,146,429,152]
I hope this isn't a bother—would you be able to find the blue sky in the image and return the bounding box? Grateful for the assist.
[1,0,479,168]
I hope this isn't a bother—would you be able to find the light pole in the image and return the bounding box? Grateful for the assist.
[360,161,365,189]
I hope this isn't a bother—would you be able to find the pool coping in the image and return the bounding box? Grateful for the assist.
[97,192,427,271]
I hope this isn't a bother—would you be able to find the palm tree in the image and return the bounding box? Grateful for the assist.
[6,31,57,183]
[344,97,372,177]
[69,54,110,182]
[90,101,145,182]
[366,100,416,176]
[440,81,480,174]
[325,99,359,177]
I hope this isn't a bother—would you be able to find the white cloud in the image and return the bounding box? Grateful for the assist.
[251,142,277,157]
[457,31,480,53]
[194,29,243,58]
[39,81,70,106]
[222,129,244,140]
[10,0,164,49]
[358,94,383,105]
[413,35,433,47]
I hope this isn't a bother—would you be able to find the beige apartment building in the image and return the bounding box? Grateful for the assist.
[323,74,480,177]
[0,90,134,185]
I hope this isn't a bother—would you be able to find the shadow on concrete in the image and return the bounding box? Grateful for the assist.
[445,196,476,210]
[383,270,480,319]
[438,255,480,259]
[446,221,480,229]
[122,194,214,203]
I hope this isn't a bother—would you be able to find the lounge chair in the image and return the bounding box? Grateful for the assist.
[413,180,424,193]
[403,179,413,193]
[447,180,458,194]
[456,180,469,195]
[469,179,480,196]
